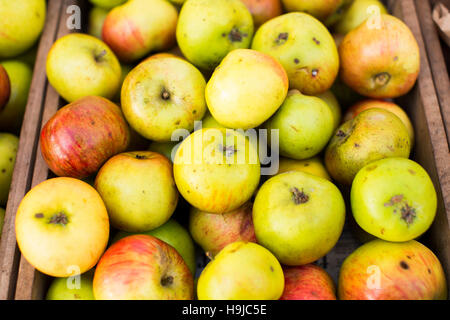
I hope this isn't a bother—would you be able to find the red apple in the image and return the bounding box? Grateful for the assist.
[40,96,130,179]
[241,0,282,28]
[338,239,448,300]
[280,264,337,300]
[93,234,194,300]
[0,65,10,111]
[189,202,257,258]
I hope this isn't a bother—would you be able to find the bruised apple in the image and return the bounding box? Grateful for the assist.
[93,235,194,300]
[197,241,284,300]
[15,178,110,277]
[339,14,420,98]
[325,108,411,185]
[343,99,415,145]
[281,264,336,300]
[102,0,178,62]
[176,0,254,71]
[95,151,178,232]
[40,96,130,179]
[338,239,447,300]
[189,202,256,258]
[173,128,260,214]
[206,49,288,129]
[351,158,437,242]
[0,65,10,111]
[253,171,346,265]
[252,13,339,95]
[241,0,282,28]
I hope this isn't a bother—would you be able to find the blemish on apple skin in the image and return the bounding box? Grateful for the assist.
[400,261,409,270]
[408,169,416,175]
[35,213,44,219]
[294,58,299,64]
[311,69,319,78]
[313,37,320,45]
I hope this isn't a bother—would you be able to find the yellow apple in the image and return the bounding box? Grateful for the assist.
[276,156,331,181]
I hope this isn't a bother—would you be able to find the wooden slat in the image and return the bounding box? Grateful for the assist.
[415,0,450,144]
[14,0,85,301]
[0,0,63,300]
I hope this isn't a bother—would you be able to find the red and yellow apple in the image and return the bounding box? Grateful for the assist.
[40,96,130,179]
[241,0,282,28]
[0,65,10,112]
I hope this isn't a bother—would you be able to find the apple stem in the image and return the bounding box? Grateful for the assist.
[94,50,107,63]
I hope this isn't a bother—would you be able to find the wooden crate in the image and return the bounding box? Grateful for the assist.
[5,0,450,299]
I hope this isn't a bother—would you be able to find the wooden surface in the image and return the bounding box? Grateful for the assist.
[0,0,64,300]
[9,0,450,299]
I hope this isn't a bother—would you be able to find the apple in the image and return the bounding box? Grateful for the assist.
[121,56,207,142]
[88,6,110,39]
[276,156,331,181]
[46,33,121,103]
[173,128,260,214]
[197,241,284,300]
[200,111,226,129]
[189,202,256,258]
[0,0,46,58]
[335,0,388,34]
[338,239,447,300]
[113,63,134,103]
[351,158,437,242]
[112,219,197,275]
[281,0,341,21]
[95,151,178,232]
[253,171,345,265]
[40,96,130,179]
[176,0,254,70]
[46,270,95,300]
[0,207,5,237]
[15,177,110,277]
[241,0,283,28]
[206,49,288,129]
[339,14,420,98]
[0,65,10,112]
[102,0,178,62]
[324,0,354,27]
[317,90,342,130]
[325,108,411,185]
[93,235,194,300]
[0,133,19,206]
[0,61,32,133]
[89,0,127,10]
[263,89,335,160]
[148,141,178,162]
[252,13,339,95]
[343,99,415,146]
[280,264,336,300]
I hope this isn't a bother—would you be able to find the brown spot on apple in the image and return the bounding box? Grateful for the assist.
[400,261,409,270]
[275,32,288,45]
[160,275,174,287]
[291,187,309,205]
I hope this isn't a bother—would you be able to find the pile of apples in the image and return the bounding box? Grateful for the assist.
[12,0,448,300]
[0,0,46,240]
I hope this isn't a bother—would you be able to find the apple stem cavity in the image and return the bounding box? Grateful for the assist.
[373,72,391,88]
[94,49,107,63]
[161,89,171,100]
[290,187,309,205]
[48,212,69,226]
[160,275,174,287]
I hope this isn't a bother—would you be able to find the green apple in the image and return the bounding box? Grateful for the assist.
[351,158,437,242]
[317,90,342,130]
[324,0,354,27]
[0,133,19,206]
[174,128,260,214]
[0,61,32,133]
[46,33,121,103]
[89,0,127,9]
[335,0,387,34]
[46,271,95,300]
[102,0,178,62]
[0,0,46,58]
[252,12,339,95]
[176,0,254,70]
[206,49,288,129]
[112,219,197,275]
[325,108,411,185]
[253,171,345,265]
[121,56,206,141]
[197,241,284,300]
[95,151,178,232]
[264,89,335,160]
[88,6,110,39]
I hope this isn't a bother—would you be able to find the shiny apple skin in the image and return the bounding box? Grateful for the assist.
[40,96,130,179]
[93,234,194,300]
